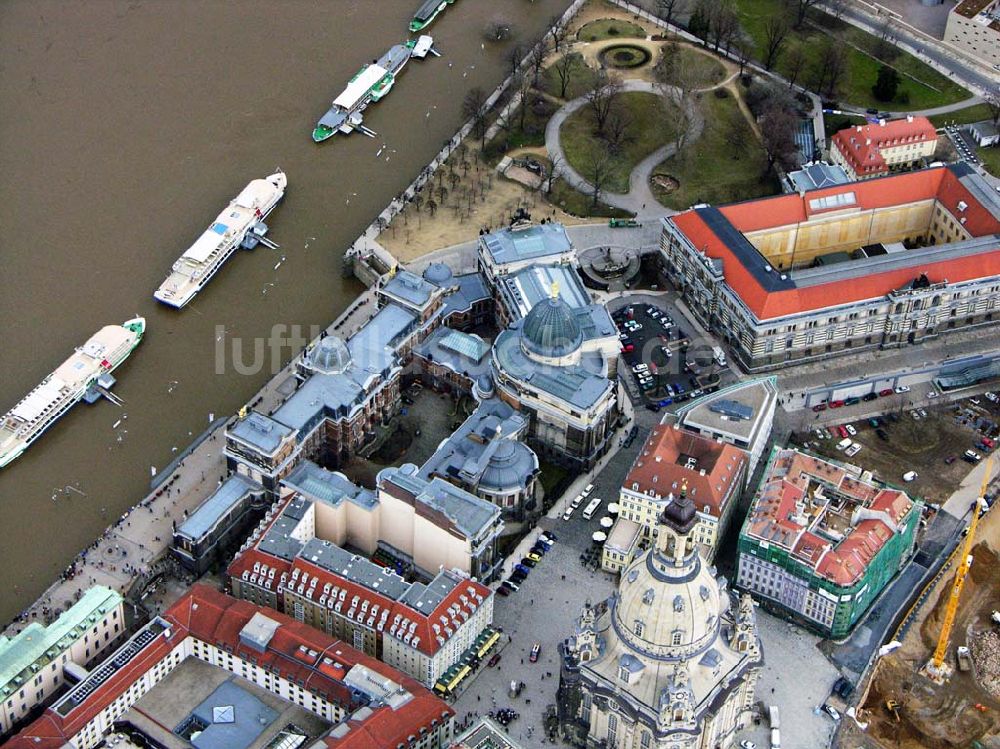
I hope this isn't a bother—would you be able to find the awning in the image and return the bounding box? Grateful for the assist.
[477,631,502,657]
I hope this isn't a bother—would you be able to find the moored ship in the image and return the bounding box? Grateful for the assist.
[312,41,425,143]
[410,0,457,32]
[0,318,146,469]
[154,171,287,308]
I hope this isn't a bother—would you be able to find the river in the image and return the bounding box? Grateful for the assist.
[0,0,570,623]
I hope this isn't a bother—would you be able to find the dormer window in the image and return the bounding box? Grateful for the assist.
[634,619,645,637]
[672,631,683,646]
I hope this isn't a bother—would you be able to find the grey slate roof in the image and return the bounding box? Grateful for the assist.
[413,327,491,379]
[787,163,850,192]
[188,679,278,749]
[282,461,376,509]
[500,263,590,319]
[493,326,613,411]
[399,570,465,616]
[418,398,537,492]
[299,538,410,600]
[379,464,500,538]
[381,270,437,310]
[176,475,263,541]
[480,223,572,265]
[440,272,490,319]
[228,412,294,454]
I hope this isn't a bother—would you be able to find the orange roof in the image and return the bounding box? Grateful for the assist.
[624,423,746,517]
[831,117,937,177]
[747,449,916,587]
[672,167,1000,320]
[8,585,454,749]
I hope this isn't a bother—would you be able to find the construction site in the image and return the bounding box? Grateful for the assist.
[844,467,1000,749]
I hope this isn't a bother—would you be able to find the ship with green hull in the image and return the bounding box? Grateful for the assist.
[410,0,457,33]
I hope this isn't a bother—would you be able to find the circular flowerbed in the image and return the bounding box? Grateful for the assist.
[598,44,651,70]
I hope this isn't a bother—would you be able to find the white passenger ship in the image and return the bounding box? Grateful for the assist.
[0,318,146,469]
[154,171,287,308]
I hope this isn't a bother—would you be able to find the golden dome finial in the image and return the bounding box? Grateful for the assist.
[550,279,559,299]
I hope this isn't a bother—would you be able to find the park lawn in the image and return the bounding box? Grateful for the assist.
[576,17,647,41]
[540,53,600,101]
[929,104,996,127]
[651,91,780,210]
[979,146,1000,178]
[677,45,728,87]
[561,91,681,193]
[546,178,632,218]
[731,0,969,110]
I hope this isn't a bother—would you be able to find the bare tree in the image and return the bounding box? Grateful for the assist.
[506,43,525,78]
[873,14,898,61]
[784,44,807,90]
[653,41,680,95]
[582,145,616,208]
[732,34,753,78]
[544,154,564,193]
[547,15,568,52]
[817,38,848,97]
[513,71,533,132]
[483,16,514,42]
[463,87,490,147]
[552,51,579,99]
[760,103,800,176]
[656,0,689,29]
[710,0,740,53]
[985,86,1000,127]
[762,16,790,71]
[426,198,437,217]
[586,72,623,135]
[724,108,752,158]
[528,41,548,86]
[788,0,820,29]
[826,0,848,20]
[605,105,634,153]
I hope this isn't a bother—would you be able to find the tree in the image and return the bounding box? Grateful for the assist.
[529,41,548,86]
[548,15,568,52]
[873,14,898,61]
[463,87,490,146]
[586,72,622,135]
[818,39,848,97]
[762,16,789,71]
[731,34,753,78]
[582,145,616,208]
[724,107,752,158]
[426,198,437,217]
[985,86,1000,127]
[506,43,524,78]
[710,1,740,53]
[552,51,579,99]
[604,105,634,153]
[688,1,711,43]
[872,65,900,102]
[544,154,564,193]
[759,104,800,176]
[514,71,533,131]
[827,0,848,20]
[788,0,820,29]
[784,44,807,90]
[657,0,689,29]
[483,16,514,42]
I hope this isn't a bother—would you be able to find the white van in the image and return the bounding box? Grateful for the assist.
[712,346,727,367]
[835,438,852,451]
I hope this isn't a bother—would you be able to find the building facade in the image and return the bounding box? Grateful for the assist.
[830,116,937,180]
[560,494,762,749]
[8,585,455,749]
[608,421,748,571]
[737,448,921,637]
[0,587,124,738]
[659,165,1000,372]
[171,474,266,574]
[944,0,1000,69]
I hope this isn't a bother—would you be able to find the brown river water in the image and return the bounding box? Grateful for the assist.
[0,0,570,623]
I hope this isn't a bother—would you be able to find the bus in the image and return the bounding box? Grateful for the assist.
[582,497,602,520]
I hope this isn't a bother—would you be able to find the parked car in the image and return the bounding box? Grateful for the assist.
[812,403,828,412]
[945,455,957,464]
[823,704,841,721]
[622,344,634,352]
[529,643,541,663]
[830,400,845,409]
[845,443,862,457]
[879,388,894,397]
[903,470,918,482]
[527,551,542,562]
[846,424,857,436]
[645,404,661,412]
[868,417,881,428]
[520,557,536,568]
[862,392,878,402]
[844,397,861,406]
[877,428,890,441]
[496,585,510,597]
[488,653,502,667]
[964,449,982,464]
[894,385,911,394]
[837,425,849,439]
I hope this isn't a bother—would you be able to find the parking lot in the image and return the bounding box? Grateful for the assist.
[607,295,731,412]
[798,393,1000,504]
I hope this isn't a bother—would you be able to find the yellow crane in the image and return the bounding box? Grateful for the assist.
[923,456,992,682]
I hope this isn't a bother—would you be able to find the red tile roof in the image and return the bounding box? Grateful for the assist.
[746,449,915,587]
[624,423,746,518]
[831,117,937,177]
[7,585,453,749]
[672,167,1000,320]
